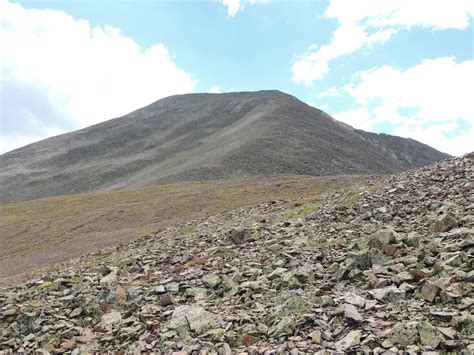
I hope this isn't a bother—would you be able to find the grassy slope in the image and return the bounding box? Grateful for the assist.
[0,174,365,283]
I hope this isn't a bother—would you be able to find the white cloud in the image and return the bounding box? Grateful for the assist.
[292,0,474,84]
[393,122,473,157]
[218,0,268,17]
[292,22,367,84]
[333,107,374,132]
[209,86,221,93]
[326,0,474,31]
[336,57,474,156]
[221,0,244,17]
[0,1,195,154]
[348,57,474,123]
[317,86,342,98]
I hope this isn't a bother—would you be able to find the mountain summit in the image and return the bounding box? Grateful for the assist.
[0,90,449,203]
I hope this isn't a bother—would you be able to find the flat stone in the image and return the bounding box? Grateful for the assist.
[344,303,363,322]
[436,326,457,339]
[344,293,366,307]
[100,271,117,284]
[370,285,404,303]
[391,322,419,347]
[420,282,438,303]
[69,307,82,318]
[240,281,261,290]
[227,228,253,244]
[431,213,458,233]
[166,282,180,294]
[202,273,222,288]
[429,311,456,320]
[101,310,122,326]
[268,267,288,279]
[417,321,441,349]
[168,305,223,335]
[270,316,295,336]
[159,293,174,306]
[2,308,20,317]
[155,285,166,294]
[308,330,321,344]
[395,271,414,283]
[114,286,128,301]
[335,330,361,351]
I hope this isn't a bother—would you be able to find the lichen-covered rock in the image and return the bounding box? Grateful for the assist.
[391,322,419,347]
[370,285,405,303]
[167,305,224,335]
[417,321,441,349]
[202,273,222,288]
[336,330,361,351]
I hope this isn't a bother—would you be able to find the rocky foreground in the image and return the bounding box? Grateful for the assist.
[1,154,473,353]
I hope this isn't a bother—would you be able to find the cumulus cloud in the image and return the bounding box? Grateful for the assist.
[333,107,374,133]
[209,86,221,93]
[218,0,268,17]
[347,57,473,125]
[0,1,194,153]
[292,0,474,84]
[316,86,342,98]
[220,0,244,17]
[333,57,474,156]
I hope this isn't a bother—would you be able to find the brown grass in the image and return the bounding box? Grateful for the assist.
[0,174,365,284]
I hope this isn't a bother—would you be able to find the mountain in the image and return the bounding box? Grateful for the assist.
[0,90,450,203]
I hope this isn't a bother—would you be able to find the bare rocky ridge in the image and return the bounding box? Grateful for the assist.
[0,90,449,203]
[1,154,472,352]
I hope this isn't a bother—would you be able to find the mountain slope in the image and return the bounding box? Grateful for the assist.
[1,154,472,352]
[0,90,449,203]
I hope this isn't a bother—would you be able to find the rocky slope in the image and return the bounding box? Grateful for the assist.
[1,154,472,353]
[0,90,449,203]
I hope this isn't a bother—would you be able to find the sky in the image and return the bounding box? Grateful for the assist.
[0,0,473,156]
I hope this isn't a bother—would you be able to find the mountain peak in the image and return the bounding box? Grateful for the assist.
[0,90,449,203]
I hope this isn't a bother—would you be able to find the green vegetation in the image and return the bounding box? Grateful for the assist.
[340,184,381,206]
[278,198,321,221]
[340,190,362,206]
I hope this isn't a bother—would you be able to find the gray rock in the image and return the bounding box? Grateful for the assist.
[417,321,441,349]
[336,330,361,351]
[228,228,253,245]
[431,212,458,233]
[391,322,419,347]
[202,273,222,288]
[370,285,404,303]
[344,303,363,322]
[168,305,224,335]
[101,310,122,326]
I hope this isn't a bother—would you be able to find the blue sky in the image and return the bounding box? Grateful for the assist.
[1,0,473,155]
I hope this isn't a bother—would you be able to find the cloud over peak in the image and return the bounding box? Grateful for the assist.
[0,0,194,153]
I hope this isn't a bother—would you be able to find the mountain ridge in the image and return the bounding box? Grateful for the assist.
[0,90,450,203]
